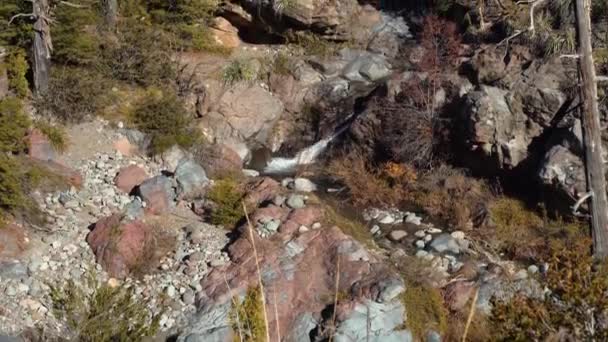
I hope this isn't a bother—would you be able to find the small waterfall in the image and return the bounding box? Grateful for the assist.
[262,123,350,174]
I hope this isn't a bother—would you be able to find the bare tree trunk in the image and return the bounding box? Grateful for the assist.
[32,0,51,94]
[575,0,608,258]
[102,0,118,31]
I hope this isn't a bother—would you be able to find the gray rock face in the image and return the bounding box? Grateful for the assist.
[157,145,188,173]
[175,159,209,199]
[137,175,175,214]
[368,14,412,59]
[538,145,585,199]
[177,301,233,342]
[286,312,318,342]
[334,300,412,342]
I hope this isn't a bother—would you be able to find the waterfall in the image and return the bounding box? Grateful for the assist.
[262,123,350,174]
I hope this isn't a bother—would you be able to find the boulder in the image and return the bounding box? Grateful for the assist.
[86,214,150,278]
[156,145,188,173]
[137,176,175,215]
[174,159,209,199]
[204,83,283,148]
[429,234,461,254]
[293,177,317,192]
[194,143,243,178]
[27,129,58,162]
[209,17,240,49]
[538,144,586,200]
[114,165,148,194]
[0,223,29,262]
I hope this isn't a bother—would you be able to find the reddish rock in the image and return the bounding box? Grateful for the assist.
[113,137,136,156]
[114,165,148,194]
[0,223,29,262]
[243,177,281,207]
[202,203,398,342]
[37,160,83,188]
[87,214,149,278]
[444,280,476,312]
[196,143,243,178]
[137,176,175,215]
[27,129,57,162]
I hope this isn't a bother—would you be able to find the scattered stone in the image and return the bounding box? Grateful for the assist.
[182,289,196,305]
[281,178,294,188]
[370,225,381,235]
[414,230,426,238]
[404,213,422,225]
[312,222,322,230]
[242,169,260,177]
[166,285,176,298]
[528,265,539,274]
[429,234,461,254]
[272,195,286,207]
[451,230,465,240]
[388,230,407,242]
[415,240,425,249]
[293,178,317,192]
[378,213,396,224]
[286,194,305,209]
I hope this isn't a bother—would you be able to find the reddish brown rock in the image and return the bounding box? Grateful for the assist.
[114,165,148,194]
[113,137,136,156]
[0,223,29,262]
[195,143,243,178]
[201,204,399,341]
[137,176,175,215]
[87,214,149,278]
[243,177,281,207]
[27,128,57,162]
[38,160,83,188]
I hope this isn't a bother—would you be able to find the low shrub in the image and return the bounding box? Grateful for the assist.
[221,59,259,85]
[207,177,245,228]
[401,284,448,339]
[4,49,29,97]
[323,204,374,248]
[129,89,200,154]
[36,67,111,123]
[492,238,608,341]
[0,97,30,153]
[327,153,409,207]
[131,218,178,277]
[33,120,68,153]
[285,31,341,58]
[50,273,162,342]
[230,285,267,342]
[100,20,175,87]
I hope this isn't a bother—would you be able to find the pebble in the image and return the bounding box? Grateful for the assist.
[527,265,539,274]
[166,285,176,298]
[370,225,381,235]
[404,213,422,225]
[107,278,120,288]
[293,178,317,192]
[451,231,465,240]
[378,214,396,225]
[312,222,322,230]
[415,240,425,249]
[414,230,426,238]
[388,230,407,242]
[286,194,305,209]
[415,250,429,258]
[182,289,196,305]
[298,225,309,233]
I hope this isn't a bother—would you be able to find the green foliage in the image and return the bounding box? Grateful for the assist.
[4,49,29,97]
[270,52,292,76]
[401,284,448,339]
[230,286,267,342]
[207,177,245,228]
[129,89,199,154]
[285,31,341,58]
[33,120,68,153]
[221,59,259,85]
[100,20,175,86]
[0,97,30,154]
[492,238,608,341]
[50,273,162,342]
[52,1,101,66]
[0,0,33,48]
[37,67,111,123]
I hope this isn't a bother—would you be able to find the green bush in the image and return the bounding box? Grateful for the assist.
[221,59,259,85]
[0,0,33,48]
[402,284,448,339]
[207,177,245,228]
[230,286,267,342]
[100,20,175,86]
[0,97,30,153]
[129,90,200,154]
[36,67,111,123]
[4,49,29,97]
[52,1,101,66]
[50,274,162,342]
[33,120,68,153]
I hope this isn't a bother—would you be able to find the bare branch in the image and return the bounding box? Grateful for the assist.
[572,191,593,217]
[560,54,581,59]
[59,1,89,8]
[8,12,35,25]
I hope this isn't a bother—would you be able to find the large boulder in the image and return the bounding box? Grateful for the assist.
[86,214,149,278]
[178,190,409,341]
[136,176,175,215]
[193,143,244,178]
[202,83,284,149]
[114,165,148,194]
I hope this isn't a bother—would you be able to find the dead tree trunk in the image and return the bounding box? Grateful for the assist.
[575,0,608,258]
[32,0,51,94]
[102,0,118,31]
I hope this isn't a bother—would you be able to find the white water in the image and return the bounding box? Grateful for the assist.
[263,124,350,174]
